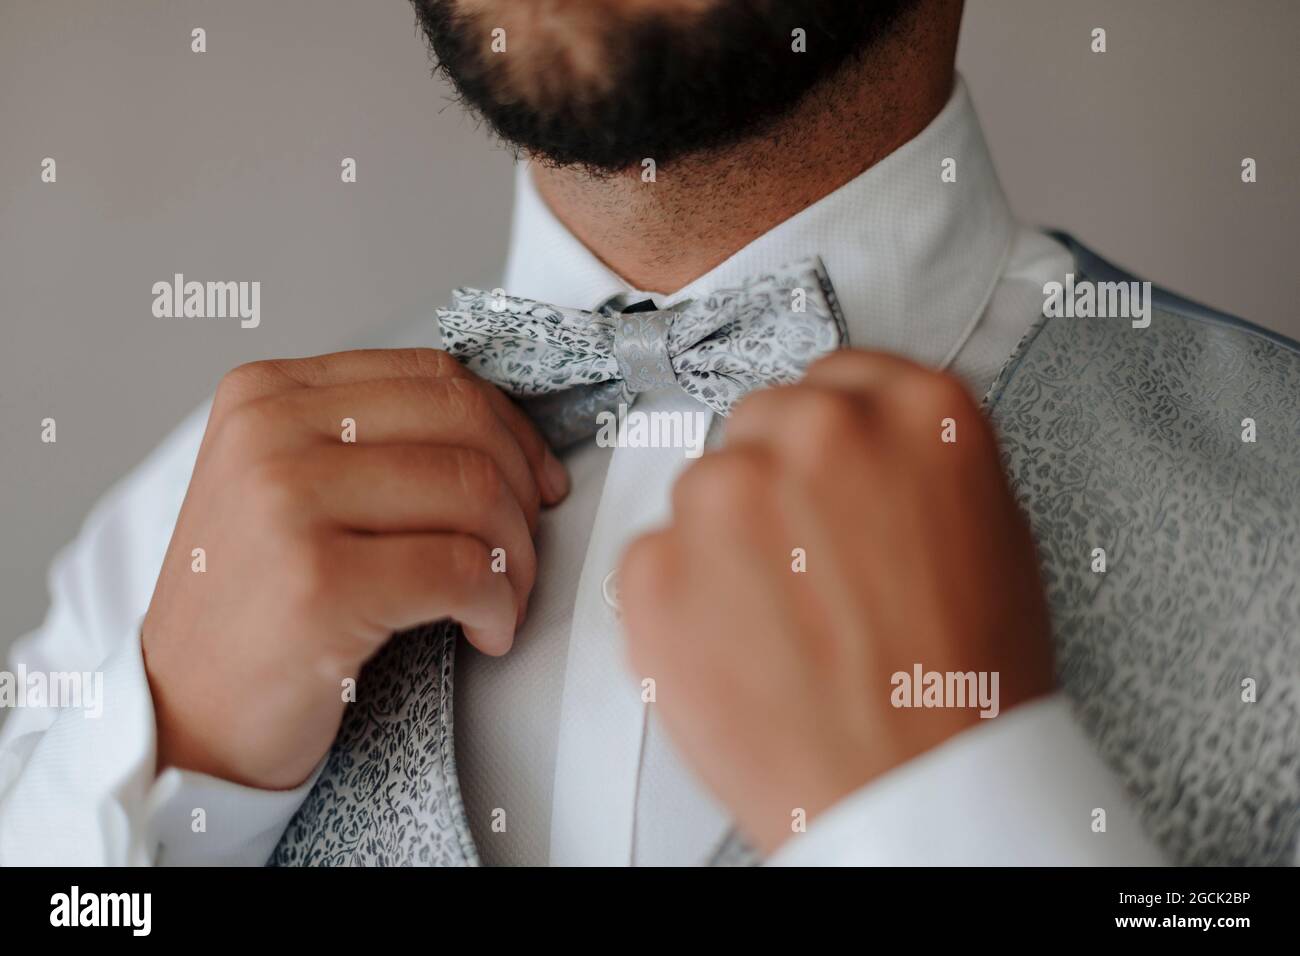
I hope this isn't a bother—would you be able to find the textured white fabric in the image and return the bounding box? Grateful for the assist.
[767,697,1166,866]
[0,77,1159,867]
[455,438,612,865]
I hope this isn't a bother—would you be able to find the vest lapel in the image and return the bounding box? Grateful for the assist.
[269,621,480,866]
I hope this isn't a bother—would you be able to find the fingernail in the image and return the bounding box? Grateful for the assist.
[541,449,570,503]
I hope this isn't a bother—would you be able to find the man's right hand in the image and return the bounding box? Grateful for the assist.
[141,348,568,790]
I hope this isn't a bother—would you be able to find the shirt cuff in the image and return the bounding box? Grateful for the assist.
[767,693,1165,866]
[0,621,315,866]
[147,761,322,867]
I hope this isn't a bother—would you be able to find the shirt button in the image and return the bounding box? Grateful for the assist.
[601,569,621,611]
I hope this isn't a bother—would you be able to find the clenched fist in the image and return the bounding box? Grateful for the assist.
[618,350,1055,854]
[143,349,568,790]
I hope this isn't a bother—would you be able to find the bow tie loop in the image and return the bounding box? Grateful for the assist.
[614,309,679,393]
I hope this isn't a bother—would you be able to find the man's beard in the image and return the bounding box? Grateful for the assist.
[412,0,917,173]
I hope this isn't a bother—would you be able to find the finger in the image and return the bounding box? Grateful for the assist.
[334,532,519,657]
[801,349,926,393]
[806,351,980,431]
[259,350,568,503]
[251,348,471,390]
[289,444,537,624]
[725,384,868,451]
[617,528,683,663]
[477,385,570,505]
[213,348,469,410]
[247,377,543,532]
[669,442,778,528]
[725,350,937,448]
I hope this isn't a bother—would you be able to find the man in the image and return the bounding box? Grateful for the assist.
[2,0,1296,866]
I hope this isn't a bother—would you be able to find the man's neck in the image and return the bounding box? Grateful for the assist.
[530,4,961,294]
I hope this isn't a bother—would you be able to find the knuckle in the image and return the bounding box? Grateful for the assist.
[453,446,500,495]
[445,534,492,589]
[791,390,868,456]
[804,389,864,432]
[438,375,492,425]
[454,449,507,515]
[508,537,538,594]
[213,399,279,457]
[214,361,275,409]
[407,347,461,381]
[898,369,974,418]
[675,450,771,516]
[892,371,992,456]
[224,359,275,387]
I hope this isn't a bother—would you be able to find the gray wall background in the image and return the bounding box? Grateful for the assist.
[2,0,1297,649]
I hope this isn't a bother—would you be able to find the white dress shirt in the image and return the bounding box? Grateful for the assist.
[0,78,1163,866]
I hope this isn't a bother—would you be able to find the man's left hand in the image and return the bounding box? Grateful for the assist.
[618,350,1056,854]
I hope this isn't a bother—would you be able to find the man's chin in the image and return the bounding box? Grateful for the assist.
[412,0,918,172]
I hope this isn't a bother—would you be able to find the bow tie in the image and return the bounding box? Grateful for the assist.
[436,257,847,449]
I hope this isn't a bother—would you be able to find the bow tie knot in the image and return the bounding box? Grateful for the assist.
[436,257,846,449]
[614,309,679,393]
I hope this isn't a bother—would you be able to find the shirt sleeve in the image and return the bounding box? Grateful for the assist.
[0,617,317,866]
[766,694,1165,866]
[0,401,313,866]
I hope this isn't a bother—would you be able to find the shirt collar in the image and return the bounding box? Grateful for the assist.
[501,76,1016,369]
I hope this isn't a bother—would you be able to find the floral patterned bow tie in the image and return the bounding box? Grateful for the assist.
[436,257,848,449]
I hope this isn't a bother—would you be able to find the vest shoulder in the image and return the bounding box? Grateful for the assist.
[1049,231,1300,352]
[985,233,1300,866]
[983,232,1300,409]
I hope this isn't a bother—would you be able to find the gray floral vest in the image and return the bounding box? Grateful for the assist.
[270,236,1300,867]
